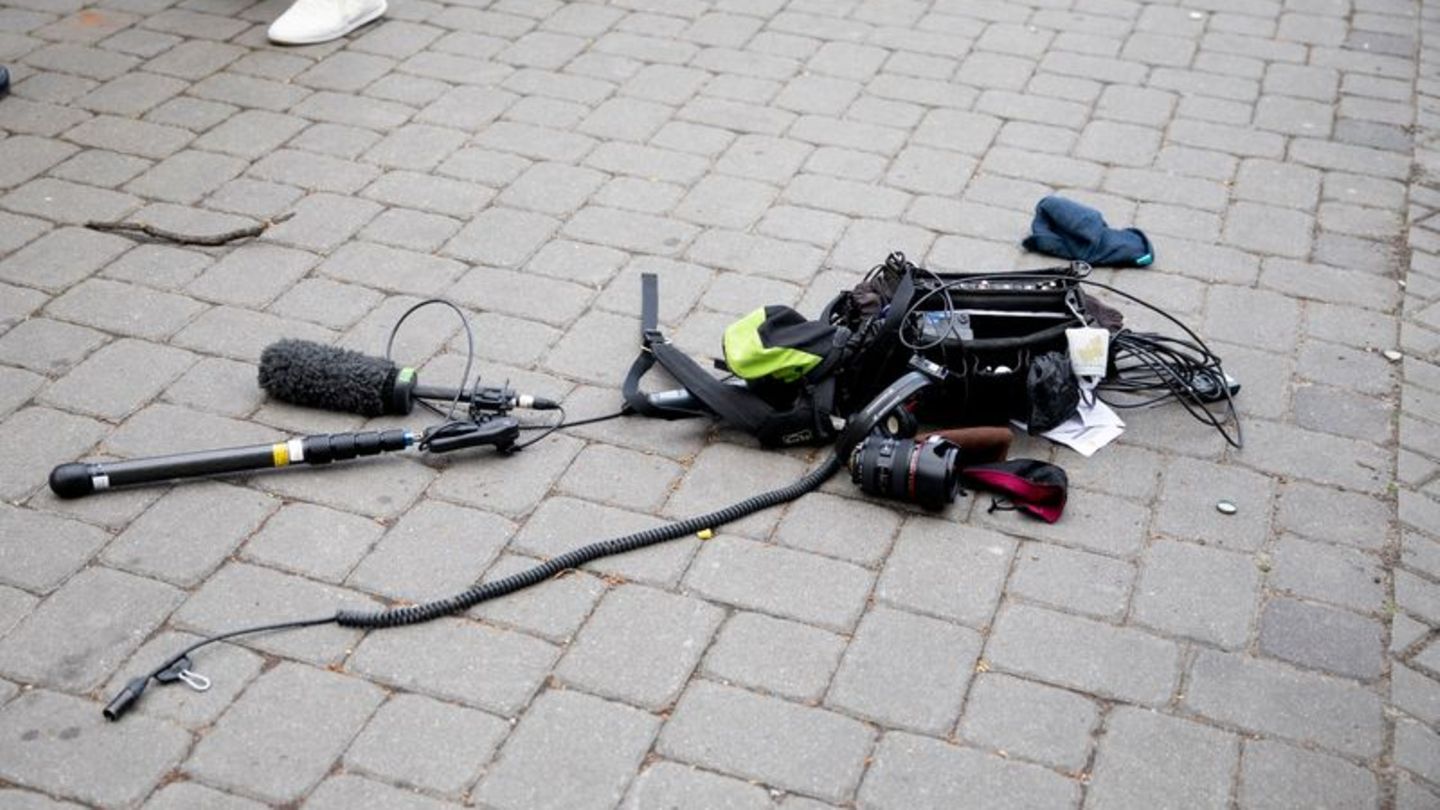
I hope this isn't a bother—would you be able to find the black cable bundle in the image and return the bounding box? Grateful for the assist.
[1098,330,1242,447]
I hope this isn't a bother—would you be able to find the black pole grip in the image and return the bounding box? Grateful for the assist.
[49,430,412,498]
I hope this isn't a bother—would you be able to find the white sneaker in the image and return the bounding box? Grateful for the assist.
[267,0,387,45]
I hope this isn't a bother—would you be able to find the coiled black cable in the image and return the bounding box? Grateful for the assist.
[106,453,842,720]
[337,454,843,628]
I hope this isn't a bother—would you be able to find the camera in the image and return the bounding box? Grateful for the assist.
[848,433,960,510]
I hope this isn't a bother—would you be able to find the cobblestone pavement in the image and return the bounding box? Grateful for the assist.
[0,0,1437,806]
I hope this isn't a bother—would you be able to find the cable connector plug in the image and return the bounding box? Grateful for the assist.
[103,677,148,721]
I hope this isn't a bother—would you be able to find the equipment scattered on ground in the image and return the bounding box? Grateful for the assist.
[64,252,1239,722]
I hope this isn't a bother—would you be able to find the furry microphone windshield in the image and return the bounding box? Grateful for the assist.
[258,339,408,416]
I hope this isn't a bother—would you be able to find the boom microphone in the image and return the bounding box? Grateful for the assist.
[258,339,558,416]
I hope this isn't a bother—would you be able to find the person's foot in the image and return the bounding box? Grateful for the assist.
[267,0,386,45]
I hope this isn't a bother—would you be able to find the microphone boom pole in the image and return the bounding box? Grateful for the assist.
[49,429,415,499]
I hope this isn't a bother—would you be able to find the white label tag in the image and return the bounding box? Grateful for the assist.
[1066,327,1110,378]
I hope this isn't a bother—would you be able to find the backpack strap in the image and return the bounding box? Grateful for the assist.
[622,273,776,432]
[624,274,845,446]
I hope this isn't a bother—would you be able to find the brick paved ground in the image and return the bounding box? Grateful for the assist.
[0,0,1437,807]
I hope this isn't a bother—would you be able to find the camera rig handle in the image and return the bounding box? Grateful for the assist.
[834,356,947,459]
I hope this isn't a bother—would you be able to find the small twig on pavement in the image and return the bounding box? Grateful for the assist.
[84,211,295,246]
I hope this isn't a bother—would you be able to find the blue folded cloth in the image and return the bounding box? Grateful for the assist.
[1022,195,1153,268]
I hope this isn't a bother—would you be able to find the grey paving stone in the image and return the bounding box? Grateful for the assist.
[513,495,695,589]
[0,319,103,377]
[170,305,335,363]
[468,554,607,643]
[987,603,1180,705]
[560,205,699,256]
[1263,258,1401,313]
[700,610,846,703]
[191,109,306,159]
[184,662,384,804]
[98,243,210,291]
[0,566,181,692]
[875,517,1014,627]
[45,278,206,341]
[103,405,279,463]
[1204,284,1303,356]
[0,583,36,639]
[773,491,901,567]
[143,96,238,133]
[1276,481,1393,550]
[0,135,77,190]
[686,229,824,283]
[1133,540,1260,649]
[685,535,874,633]
[173,562,375,665]
[104,630,263,730]
[304,775,462,810]
[556,444,683,513]
[0,407,107,503]
[1239,738,1380,809]
[859,731,1079,810]
[0,689,190,807]
[249,148,380,195]
[1395,777,1440,810]
[1087,707,1238,810]
[1396,718,1440,786]
[1185,649,1382,758]
[556,584,722,710]
[143,782,269,810]
[183,244,315,308]
[526,239,628,289]
[623,761,775,810]
[1294,384,1393,443]
[124,148,247,204]
[101,481,275,586]
[0,789,87,807]
[240,502,382,583]
[157,358,262,419]
[348,499,513,601]
[1270,534,1387,613]
[659,680,873,803]
[289,122,383,160]
[350,617,558,715]
[253,446,435,517]
[63,115,193,161]
[363,170,494,218]
[827,605,981,734]
[1154,457,1275,552]
[662,442,811,539]
[443,206,559,267]
[0,96,90,138]
[0,225,131,293]
[345,692,509,799]
[206,178,305,219]
[959,673,1098,770]
[0,364,41,419]
[1393,662,1440,725]
[1259,597,1385,680]
[498,161,607,217]
[358,207,461,253]
[476,689,659,810]
[1298,339,1399,398]
[1010,541,1133,621]
[41,338,195,420]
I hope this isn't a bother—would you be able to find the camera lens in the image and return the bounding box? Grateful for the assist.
[849,435,960,510]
